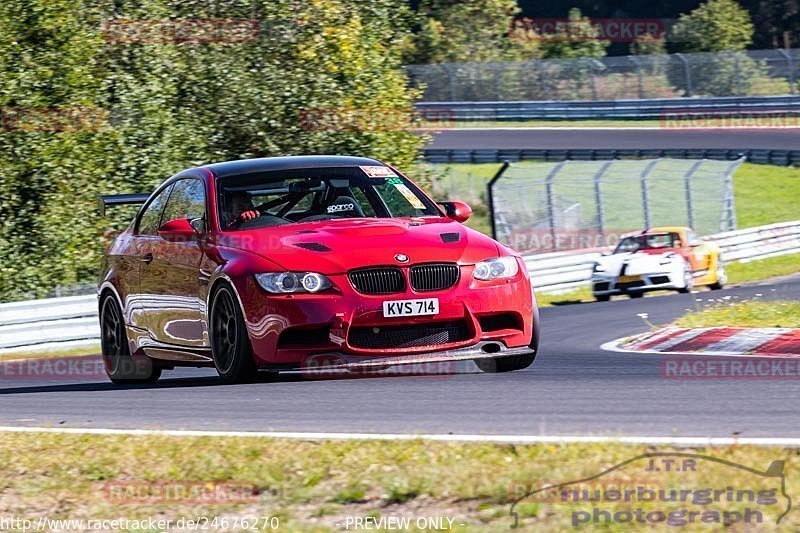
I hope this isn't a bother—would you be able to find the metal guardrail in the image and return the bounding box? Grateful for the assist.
[423,149,800,166]
[408,49,800,102]
[0,295,99,351]
[417,95,800,120]
[1,220,798,352]
[525,220,800,293]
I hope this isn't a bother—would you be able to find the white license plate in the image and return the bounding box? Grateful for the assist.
[382,298,439,318]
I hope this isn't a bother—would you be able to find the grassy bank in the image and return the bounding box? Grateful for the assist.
[675,300,800,328]
[427,162,800,237]
[727,253,800,284]
[0,432,796,531]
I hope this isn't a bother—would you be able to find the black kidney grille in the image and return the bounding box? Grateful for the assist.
[349,321,469,349]
[349,268,405,294]
[410,263,460,292]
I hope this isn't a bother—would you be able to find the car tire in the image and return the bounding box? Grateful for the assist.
[595,294,610,302]
[100,294,161,385]
[677,265,694,294]
[709,262,727,290]
[210,284,258,384]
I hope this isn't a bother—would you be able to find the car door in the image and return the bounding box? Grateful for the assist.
[127,183,174,333]
[685,230,712,273]
[140,177,208,348]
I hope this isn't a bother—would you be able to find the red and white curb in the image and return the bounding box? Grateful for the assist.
[603,326,800,358]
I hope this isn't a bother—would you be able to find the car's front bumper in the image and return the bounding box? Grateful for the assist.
[232,264,536,365]
[591,271,680,296]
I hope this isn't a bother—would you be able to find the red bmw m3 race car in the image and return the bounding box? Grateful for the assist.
[98,156,540,384]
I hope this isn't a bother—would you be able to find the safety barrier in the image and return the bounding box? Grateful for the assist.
[423,148,800,166]
[1,220,798,352]
[416,95,800,120]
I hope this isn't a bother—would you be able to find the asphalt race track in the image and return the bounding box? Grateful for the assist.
[428,127,800,151]
[1,277,798,438]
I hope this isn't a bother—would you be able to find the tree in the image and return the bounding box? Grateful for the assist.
[739,0,800,49]
[407,0,538,64]
[672,0,754,52]
[0,0,425,301]
[538,8,609,59]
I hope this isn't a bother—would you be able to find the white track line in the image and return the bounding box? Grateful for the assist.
[0,426,798,447]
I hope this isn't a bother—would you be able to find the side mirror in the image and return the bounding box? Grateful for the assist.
[158,218,200,242]
[440,201,472,223]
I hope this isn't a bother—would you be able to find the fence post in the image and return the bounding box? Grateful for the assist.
[779,49,795,95]
[639,159,660,229]
[493,63,501,100]
[675,53,692,97]
[444,63,456,101]
[592,161,613,238]
[720,157,744,231]
[733,52,743,96]
[537,60,548,100]
[629,55,644,99]
[545,161,567,247]
[683,159,704,229]
[487,161,511,240]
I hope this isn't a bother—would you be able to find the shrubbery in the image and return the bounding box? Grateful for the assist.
[0,0,423,301]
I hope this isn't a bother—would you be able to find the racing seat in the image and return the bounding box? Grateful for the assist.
[325,195,365,217]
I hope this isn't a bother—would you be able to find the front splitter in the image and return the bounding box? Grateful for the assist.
[273,341,534,373]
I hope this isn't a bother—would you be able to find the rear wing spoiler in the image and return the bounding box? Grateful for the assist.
[98,193,150,216]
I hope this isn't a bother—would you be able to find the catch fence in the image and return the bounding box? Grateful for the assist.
[488,158,743,254]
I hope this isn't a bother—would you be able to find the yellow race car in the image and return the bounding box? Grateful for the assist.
[591,226,726,300]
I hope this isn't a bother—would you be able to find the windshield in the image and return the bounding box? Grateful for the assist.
[614,232,681,254]
[217,166,440,230]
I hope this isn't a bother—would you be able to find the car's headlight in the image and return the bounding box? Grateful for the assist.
[255,272,333,294]
[473,257,519,280]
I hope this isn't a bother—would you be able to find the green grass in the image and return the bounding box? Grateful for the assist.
[0,432,796,531]
[733,164,800,228]
[427,162,800,236]
[0,343,100,360]
[727,253,800,284]
[675,300,800,328]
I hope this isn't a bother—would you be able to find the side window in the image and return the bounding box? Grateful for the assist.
[136,184,174,235]
[161,179,206,225]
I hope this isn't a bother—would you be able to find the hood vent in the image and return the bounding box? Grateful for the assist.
[440,232,461,243]
[294,242,331,252]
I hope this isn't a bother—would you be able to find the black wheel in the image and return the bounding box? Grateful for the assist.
[100,295,161,384]
[629,292,644,299]
[709,262,727,290]
[210,284,257,384]
[595,294,610,302]
[677,265,694,294]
